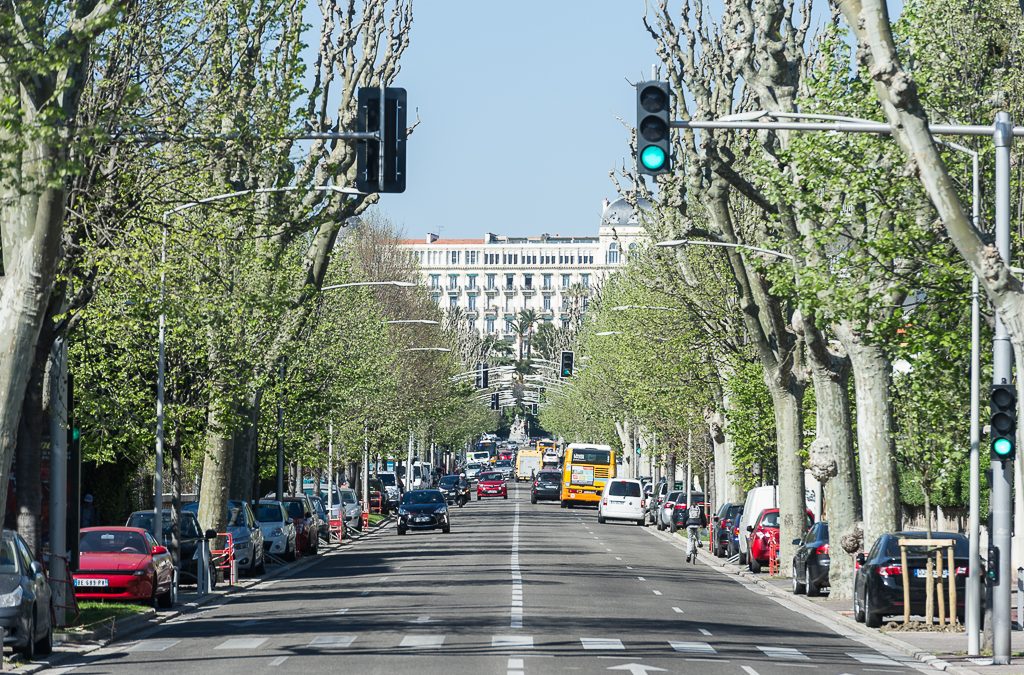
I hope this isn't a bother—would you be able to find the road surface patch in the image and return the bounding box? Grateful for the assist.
[401,634,446,648]
[127,639,180,652]
[848,652,901,666]
[581,637,625,650]
[215,637,268,650]
[494,635,534,649]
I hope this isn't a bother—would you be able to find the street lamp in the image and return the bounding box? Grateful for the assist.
[609,305,679,312]
[401,347,452,353]
[386,319,439,325]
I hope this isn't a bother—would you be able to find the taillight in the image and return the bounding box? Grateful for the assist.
[640,499,646,508]
[675,503,686,510]
[602,498,608,505]
[533,482,539,487]
[878,564,902,577]
[955,566,968,576]
[733,527,739,535]
[815,544,829,555]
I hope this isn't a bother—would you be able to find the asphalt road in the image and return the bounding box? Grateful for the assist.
[51,483,926,675]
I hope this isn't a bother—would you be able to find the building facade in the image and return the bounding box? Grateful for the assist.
[399,199,646,341]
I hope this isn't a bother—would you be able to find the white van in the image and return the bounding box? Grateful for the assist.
[597,478,646,526]
[738,486,778,564]
[468,450,491,465]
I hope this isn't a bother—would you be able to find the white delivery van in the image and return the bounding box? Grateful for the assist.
[738,486,778,565]
[597,478,646,526]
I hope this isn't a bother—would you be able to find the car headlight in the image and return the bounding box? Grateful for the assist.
[132,569,149,576]
[0,587,23,608]
[271,527,284,537]
[437,507,447,514]
[398,508,408,516]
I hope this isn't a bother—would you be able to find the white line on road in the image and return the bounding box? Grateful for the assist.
[400,634,446,648]
[626,566,634,570]
[652,589,662,595]
[269,656,288,666]
[309,635,357,647]
[848,652,901,666]
[128,639,180,652]
[334,608,349,615]
[741,667,760,675]
[511,501,523,629]
[637,576,646,581]
[758,646,809,661]
[615,556,622,560]
[507,658,525,668]
[494,635,534,649]
[580,637,625,650]
[672,607,684,614]
[698,628,712,636]
[216,637,268,650]
[670,641,717,655]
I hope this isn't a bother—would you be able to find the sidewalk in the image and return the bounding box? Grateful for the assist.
[645,526,1024,675]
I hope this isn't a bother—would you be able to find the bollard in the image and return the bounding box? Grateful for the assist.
[1017,567,1023,630]
[197,538,211,597]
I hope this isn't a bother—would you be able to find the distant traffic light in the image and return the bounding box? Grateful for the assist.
[636,81,672,175]
[560,351,574,378]
[475,362,488,389]
[356,86,407,193]
[490,392,499,410]
[990,384,1017,460]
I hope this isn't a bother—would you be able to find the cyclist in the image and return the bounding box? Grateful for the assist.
[684,502,708,564]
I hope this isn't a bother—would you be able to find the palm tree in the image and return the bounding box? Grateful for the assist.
[511,309,539,361]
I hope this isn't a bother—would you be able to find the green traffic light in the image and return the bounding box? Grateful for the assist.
[72,427,81,442]
[993,437,1014,457]
[640,145,666,171]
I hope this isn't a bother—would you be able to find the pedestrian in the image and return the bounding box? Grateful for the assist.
[81,493,96,528]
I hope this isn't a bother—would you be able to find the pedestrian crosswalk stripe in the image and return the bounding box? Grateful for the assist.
[215,637,268,650]
[848,652,901,666]
[309,635,357,648]
[493,635,534,649]
[670,641,716,655]
[128,639,180,652]
[758,646,809,660]
[580,637,625,650]
[401,634,446,648]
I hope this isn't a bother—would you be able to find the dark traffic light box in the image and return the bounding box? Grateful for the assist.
[356,87,407,193]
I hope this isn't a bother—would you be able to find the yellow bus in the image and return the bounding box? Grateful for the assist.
[560,443,615,507]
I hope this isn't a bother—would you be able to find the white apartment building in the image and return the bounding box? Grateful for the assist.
[399,198,647,341]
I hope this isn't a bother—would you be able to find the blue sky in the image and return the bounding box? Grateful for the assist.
[370,1,657,239]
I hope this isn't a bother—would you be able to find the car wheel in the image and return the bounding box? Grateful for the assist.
[597,515,606,524]
[503,494,508,500]
[158,579,174,608]
[560,501,567,508]
[397,526,406,536]
[749,556,761,574]
[19,615,36,659]
[657,519,665,531]
[853,590,865,623]
[739,551,747,566]
[442,525,451,534]
[255,550,266,574]
[806,567,820,597]
[476,495,481,501]
[865,589,882,628]
[34,610,52,656]
[792,565,806,594]
[636,518,645,527]
[531,494,537,504]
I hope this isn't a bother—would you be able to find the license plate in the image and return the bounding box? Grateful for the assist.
[914,568,950,578]
[74,578,109,587]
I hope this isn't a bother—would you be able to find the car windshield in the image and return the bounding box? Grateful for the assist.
[379,474,397,486]
[402,491,444,505]
[479,473,503,481]
[666,491,683,502]
[538,473,560,482]
[0,538,18,574]
[608,481,641,497]
[571,449,610,464]
[339,490,358,505]
[758,511,780,528]
[438,476,458,487]
[283,501,305,519]
[256,504,283,523]
[883,534,968,558]
[80,530,148,554]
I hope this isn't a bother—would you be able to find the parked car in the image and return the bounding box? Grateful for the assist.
[126,509,214,588]
[281,496,320,556]
[183,500,265,575]
[476,471,508,500]
[0,530,52,658]
[254,500,296,560]
[597,478,646,526]
[493,460,515,480]
[792,522,830,596]
[74,527,175,608]
[337,488,363,530]
[739,486,779,565]
[367,477,386,514]
[531,470,562,503]
[303,481,343,521]
[648,480,686,524]
[669,492,705,531]
[656,491,684,531]
[854,531,969,627]
[377,471,403,510]
[746,508,814,573]
[309,496,331,540]
[713,503,743,558]
[397,490,451,535]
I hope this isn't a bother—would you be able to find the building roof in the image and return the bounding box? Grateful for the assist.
[398,238,485,246]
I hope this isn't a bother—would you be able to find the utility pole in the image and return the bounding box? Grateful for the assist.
[276,362,285,501]
[47,338,67,627]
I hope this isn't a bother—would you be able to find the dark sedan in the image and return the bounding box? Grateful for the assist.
[0,530,52,659]
[531,470,562,503]
[854,531,969,627]
[397,490,451,535]
[437,475,460,505]
[713,502,743,558]
[792,522,830,596]
[126,509,213,587]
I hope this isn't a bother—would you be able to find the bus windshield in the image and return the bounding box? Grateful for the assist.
[571,449,610,464]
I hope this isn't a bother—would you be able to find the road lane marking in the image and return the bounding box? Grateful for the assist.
[698,628,712,636]
[615,556,622,560]
[626,566,634,570]
[511,501,523,628]
[758,646,809,660]
[215,637,268,650]
[670,641,716,655]
[128,639,180,652]
[309,635,357,647]
[741,667,760,675]
[269,656,288,666]
[494,635,534,649]
[400,634,446,648]
[652,589,662,595]
[637,576,646,581]
[672,607,684,613]
[581,637,625,650]
[360,589,370,596]
[334,608,349,614]
[507,658,525,668]
[848,653,901,666]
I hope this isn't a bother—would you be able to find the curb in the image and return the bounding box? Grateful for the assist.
[644,526,983,675]
[12,518,393,673]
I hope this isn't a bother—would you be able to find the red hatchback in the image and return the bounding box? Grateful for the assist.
[746,508,814,573]
[476,471,508,500]
[74,527,176,607]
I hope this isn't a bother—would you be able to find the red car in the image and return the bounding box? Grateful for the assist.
[74,527,176,607]
[476,471,508,500]
[746,508,814,573]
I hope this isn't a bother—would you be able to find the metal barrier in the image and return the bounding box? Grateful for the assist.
[48,554,80,627]
[210,532,236,586]
[768,538,780,576]
[328,517,346,544]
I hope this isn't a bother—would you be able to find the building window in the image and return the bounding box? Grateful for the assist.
[430,275,440,289]
[466,250,478,265]
[468,317,475,330]
[449,295,458,308]
[486,273,496,289]
[543,295,551,311]
[561,274,571,288]
[486,317,495,333]
[505,274,514,289]
[505,318,514,333]
[505,296,513,312]
[448,274,458,289]
[467,275,477,289]
[607,243,619,265]
[581,273,590,288]
[468,295,477,310]
[542,274,552,289]
[524,274,533,289]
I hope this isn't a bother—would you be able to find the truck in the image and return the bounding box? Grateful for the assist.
[515,448,543,481]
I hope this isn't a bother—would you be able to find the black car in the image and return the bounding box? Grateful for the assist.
[126,509,213,587]
[713,502,743,558]
[437,475,460,505]
[791,522,830,596]
[670,491,705,531]
[0,530,52,658]
[854,531,969,627]
[531,470,562,503]
[397,490,451,535]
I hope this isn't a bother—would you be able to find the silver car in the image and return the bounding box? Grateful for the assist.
[338,489,363,531]
[0,531,51,658]
[254,501,296,560]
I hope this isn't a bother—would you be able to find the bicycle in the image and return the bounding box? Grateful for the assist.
[686,526,701,564]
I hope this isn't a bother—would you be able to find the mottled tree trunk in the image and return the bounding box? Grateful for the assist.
[229,392,261,503]
[766,374,806,574]
[15,338,46,556]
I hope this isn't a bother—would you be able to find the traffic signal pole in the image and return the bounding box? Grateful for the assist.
[990,112,1014,665]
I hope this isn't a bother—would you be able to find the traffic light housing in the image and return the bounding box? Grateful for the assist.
[356,86,407,193]
[475,362,488,390]
[990,383,1017,460]
[636,81,672,176]
[560,350,574,378]
[490,392,499,410]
